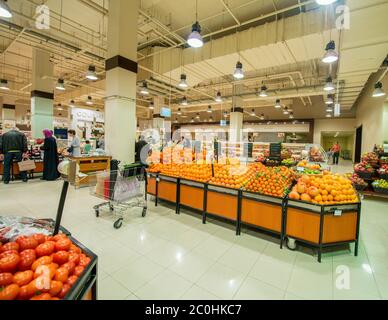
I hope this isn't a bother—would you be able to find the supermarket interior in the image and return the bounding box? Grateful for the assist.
[0,0,388,302]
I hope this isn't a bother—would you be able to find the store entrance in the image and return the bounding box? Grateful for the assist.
[355,125,363,163]
[321,131,355,162]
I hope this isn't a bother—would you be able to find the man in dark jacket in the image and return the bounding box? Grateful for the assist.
[0,128,28,184]
[135,135,150,165]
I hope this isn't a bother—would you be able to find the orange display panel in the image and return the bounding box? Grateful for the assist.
[180,185,204,210]
[147,177,156,195]
[286,208,358,244]
[206,191,238,221]
[241,199,282,232]
[158,180,177,203]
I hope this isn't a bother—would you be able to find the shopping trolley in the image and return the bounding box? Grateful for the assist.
[89,164,147,229]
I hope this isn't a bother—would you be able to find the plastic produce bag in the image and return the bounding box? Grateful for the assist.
[113,176,140,202]
[0,217,53,243]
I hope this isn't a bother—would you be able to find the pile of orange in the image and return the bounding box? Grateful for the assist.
[159,164,181,177]
[244,164,294,197]
[148,163,163,173]
[179,164,212,182]
[209,164,255,189]
[289,173,358,205]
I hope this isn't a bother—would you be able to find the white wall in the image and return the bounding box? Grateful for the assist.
[313,118,357,145]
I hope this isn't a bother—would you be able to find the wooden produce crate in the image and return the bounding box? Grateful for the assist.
[285,199,361,262]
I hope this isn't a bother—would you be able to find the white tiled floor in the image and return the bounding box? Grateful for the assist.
[1,160,388,300]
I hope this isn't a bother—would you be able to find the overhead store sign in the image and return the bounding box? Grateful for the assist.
[72,108,104,123]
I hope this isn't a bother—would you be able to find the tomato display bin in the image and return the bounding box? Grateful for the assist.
[204,184,241,234]
[177,179,206,215]
[240,191,286,246]
[284,199,361,262]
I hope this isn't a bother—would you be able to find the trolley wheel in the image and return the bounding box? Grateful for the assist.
[113,219,123,229]
[142,208,147,217]
[109,204,114,212]
[286,237,297,251]
[95,210,100,218]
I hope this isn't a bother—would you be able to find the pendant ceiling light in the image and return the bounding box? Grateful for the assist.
[181,96,188,106]
[0,0,12,18]
[177,108,182,115]
[140,82,149,95]
[274,99,281,109]
[196,112,200,119]
[69,100,75,108]
[209,115,214,122]
[372,82,386,97]
[149,102,154,110]
[283,107,289,115]
[260,113,265,120]
[326,113,332,118]
[0,79,10,90]
[322,41,339,64]
[55,78,65,91]
[86,96,93,105]
[178,74,188,88]
[187,0,203,48]
[289,112,294,119]
[223,111,228,118]
[325,94,334,104]
[315,0,337,5]
[215,91,222,102]
[251,109,256,116]
[233,61,244,80]
[56,104,63,111]
[191,118,195,123]
[259,85,268,97]
[207,105,212,113]
[86,65,98,81]
[326,105,334,112]
[324,76,335,91]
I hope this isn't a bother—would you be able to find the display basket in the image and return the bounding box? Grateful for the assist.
[89,164,147,229]
[354,183,368,191]
[355,171,374,179]
[378,173,388,180]
[372,186,388,194]
[379,159,388,165]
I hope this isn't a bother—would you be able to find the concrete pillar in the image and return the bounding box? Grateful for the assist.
[31,49,54,138]
[105,0,139,163]
[1,104,16,133]
[229,84,244,143]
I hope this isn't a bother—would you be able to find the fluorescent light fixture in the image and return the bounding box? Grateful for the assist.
[55,78,65,91]
[181,96,188,106]
[322,40,339,64]
[207,105,212,113]
[140,82,149,95]
[372,81,386,97]
[0,79,10,90]
[178,74,188,88]
[324,76,335,91]
[187,22,203,48]
[0,0,12,18]
[215,91,222,102]
[315,0,337,5]
[259,86,268,97]
[233,61,244,80]
[86,65,98,81]
[86,96,93,105]
[275,99,281,109]
[149,102,154,110]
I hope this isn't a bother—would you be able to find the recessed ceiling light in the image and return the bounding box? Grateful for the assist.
[187,21,203,48]
[86,65,98,81]
[372,81,386,97]
[55,78,65,91]
[0,79,10,90]
[178,74,188,88]
[322,40,339,64]
[0,0,12,18]
[233,61,244,80]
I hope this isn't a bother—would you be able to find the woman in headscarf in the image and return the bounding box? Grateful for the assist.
[40,129,60,181]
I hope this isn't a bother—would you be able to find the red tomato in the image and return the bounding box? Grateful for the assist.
[54,267,69,283]
[69,244,81,254]
[49,280,63,297]
[0,250,18,259]
[16,236,38,251]
[31,256,52,271]
[0,242,19,253]
[67,275,78,287]
[68,252,80,265]
[32,234,46,244]
[35,241,55,257]
[79,256,91,268]
[0,284,20,300]
[45,236,55,242]
[73,266,85,277]
[58,283,71,299]
[53,234,68,242]
[62,261,76,275]
[28,277,51,295]
[55,238,71,252]
[17,284,36,300]
[18,249,36,271]
[0,253,20,273]
[51,297,60,300]
[53,251,69,265]
[30,293,52,300]
[13,270,34,287]
[0,273,14,286]
[34,263,58,280]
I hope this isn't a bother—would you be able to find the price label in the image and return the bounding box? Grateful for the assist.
[156,178,160,182]
[147,174,151,178]
[297,167,305,172]
[334,209,342,217]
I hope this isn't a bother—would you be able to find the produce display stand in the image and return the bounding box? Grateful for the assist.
[177,179,207,216]
[284,199,361,262]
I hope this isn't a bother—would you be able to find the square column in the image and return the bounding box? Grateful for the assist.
[1,104,16,133]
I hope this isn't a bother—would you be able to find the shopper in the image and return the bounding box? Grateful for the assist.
[67,129,81,157]
[135,135,150,164]
[331,142,341,165]
[84,140,92,154]
[0,127,28,184]
[40,129,60,181]
[97,134,105,150]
